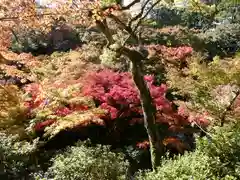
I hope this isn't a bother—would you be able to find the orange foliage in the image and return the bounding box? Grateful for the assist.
[137,137,190,154]
[0,0,92,51]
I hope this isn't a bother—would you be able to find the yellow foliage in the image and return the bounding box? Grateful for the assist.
[44,108,106,139]
[0,85,26,135]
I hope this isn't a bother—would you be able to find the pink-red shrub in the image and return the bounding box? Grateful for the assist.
[82,69,209,128]
[22,69,209,152]
[23,83,92,132]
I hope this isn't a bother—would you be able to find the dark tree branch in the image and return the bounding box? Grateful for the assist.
[101,0,140,11]
[95,19,114,46]
[10,28,19,43]
[119,46,164,170]
[93,0,165,170]
[132,0,161,34]
[108,14,139,43]
[128,0,151,27]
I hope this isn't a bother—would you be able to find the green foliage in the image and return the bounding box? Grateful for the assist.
[143,23,240,58]
[100,0,120,7]
[189,56,240,120]
[81,27,106,46]
[201,124,240,178]
[100,47,120,69]
[37,142,129,180]
[199,23,240,57]
[80,42,102,63]
[2,1,240,179]
[151,6,213,29]
[10,29,49,54]
[138,123,240,179]
[138,151,212,180]
[167,55,240,125]
[32,50,98,82]
[0,133,39,179]
[10,24,81,55]
[142,26,201,48]
[215,0,240,24]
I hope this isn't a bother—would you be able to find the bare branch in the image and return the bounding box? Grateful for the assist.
[101,0,141,11]
[95,19,114,46]
[132,0,162,34]
[10,28,19,43]
[128,0,151,27]
[108,14,139,43]
[122,0,141,10]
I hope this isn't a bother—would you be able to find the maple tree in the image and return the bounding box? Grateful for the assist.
[0,0,92,56]
[0,0,199,170]
[0,0,214,172]
[20,69,209,153]
[87,0,176,170]
[82,69,209,128]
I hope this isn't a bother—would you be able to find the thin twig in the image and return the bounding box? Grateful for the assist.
[101,0,140,11]
[128,0,151,27]
[108,14,139,43]
[132,0,162,34]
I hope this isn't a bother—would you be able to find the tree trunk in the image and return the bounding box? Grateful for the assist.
[94,16,164,170]
[122,47,164,170]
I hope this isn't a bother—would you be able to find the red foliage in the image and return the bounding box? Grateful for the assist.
[136,140,150,149]
[70,104,89,111]
[54,107,73,117]
[82,69,209,129]
[136,137,189,153]
[22,83,92,132]
[163,137,190,154]
[23,70,209,153]
[34,119,56,132]
[23,83,45,111]
[54,105,89,117]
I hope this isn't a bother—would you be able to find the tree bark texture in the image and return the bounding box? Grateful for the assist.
[122,47,164,170]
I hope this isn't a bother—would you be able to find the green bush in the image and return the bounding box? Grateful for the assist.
[38,142,129,180]
[201,124,240,178]
[10,29,49,54]
[10,24,81,55]
[200,23,240,57]
[0,133,39,179]
[138,151,212,180]
[151,6,213,29]
[138,123,240,180]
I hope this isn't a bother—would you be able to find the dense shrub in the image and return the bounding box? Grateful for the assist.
[143,23,240,59]
[0,85,28,136]
[138,151,212,180]
[167,55,240,126]
[150,6,213,29]
[215,1,240,24]
[80,42,102,63]
[82,69,209,150]
[142,26,202,50]
[81,27,107,46]
[200,23,240,58]
[0,133,40,179]
[10,24,81,55]
[138,123,240,179]
[36,142,129,180]
[22,82,105,140]
[20,69,209,155]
